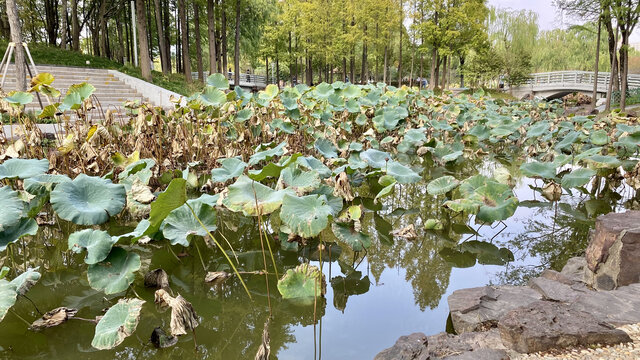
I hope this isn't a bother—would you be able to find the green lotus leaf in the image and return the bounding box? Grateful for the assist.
[427,176,460,195]
[211,157,247,183]
[91,298,145,350]
[424,219,444,230]
[314,138,338,159]
[23,174,71,195]
[51,174,126,225]
[0,187,23,230]
[584,155,622,169]
[68,82,96,99]
[470,182,519,223]
[0,218,37,251]
[143,178,187,237]
[403,128,427,147]
[360,149,391,168]
[68,229,117,264]
[118,159,155,186]
[331,222,371,252]
[590,130,610,146]
[0,158,49,180]
[280,194,332,238]
[261,84,279,100]
[385,161,421,184]
[200,86,227,107]
[235,108,253,122]
[4,91,33,105]
[248,154,301,181]
[206,73,229,90]
[375,178,397,203]
[314,83,335,98]
[444,198,481,213]
[459,241,514,265]
[223,176,293,216]
[162,199,217,246]
[341,84,361,98]
[561,168,596,188]
[526,121,549,138]
[296,156,332,178]
[279,167,321,194]
[87,247,141,295]
[555,131,581,150]
[248,142,287,166]
[519,161,557,180]
[277,263,326,300]
[0,268,41,322]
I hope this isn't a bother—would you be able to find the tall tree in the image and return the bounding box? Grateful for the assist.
[194,3,204,81]
[179,0,192,81]
[154,0,170,73]
[6,0,25,91]
[136,0,152,81]
[61,0,68,49]
[71,0,80,50]
[207,0,218,74]
[234,0,240,86]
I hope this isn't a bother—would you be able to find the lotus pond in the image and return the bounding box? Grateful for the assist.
[0,75,639,359]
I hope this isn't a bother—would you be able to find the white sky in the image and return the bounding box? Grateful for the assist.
[488,0,640,41]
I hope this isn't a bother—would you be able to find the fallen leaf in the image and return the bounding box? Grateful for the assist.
[204,271,231,284]
[391,224,418,240]
[254,319,271,360]
[30,307,78,331]
[154,289,199,336]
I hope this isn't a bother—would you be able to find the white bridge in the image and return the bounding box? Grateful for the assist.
[508,71,640,100]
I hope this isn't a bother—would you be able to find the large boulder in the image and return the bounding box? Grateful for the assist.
[447,285,541,334]
[498,301,631,353]
[584,211,640,290]
[571,283,640,326]
[374,333,428,360]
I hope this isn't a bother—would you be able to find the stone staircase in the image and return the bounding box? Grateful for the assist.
[0,64,149,121]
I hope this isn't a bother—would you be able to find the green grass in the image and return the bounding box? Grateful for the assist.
[3,42,202,96]
[460,87,516,101]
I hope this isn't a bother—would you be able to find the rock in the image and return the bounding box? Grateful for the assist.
[571,283,640,326]
[560,257,587,283]
[498,301,631,354]
[426,329,508,359]
[584,211,640,290]
[442,349,510,360]
[374,333,428,360]
[447,285,541,334]
[528,276,589,303]
[540,269,576,285]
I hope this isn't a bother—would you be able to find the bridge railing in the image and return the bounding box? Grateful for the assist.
[190,71,269,88]
[523,71,640,90]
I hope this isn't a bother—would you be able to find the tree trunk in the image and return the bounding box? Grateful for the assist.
[361,24,367,84]
[163,0,172,72]
[136,0,152,81]
[342,57,347,82]
[6,0,25,91]
[433,55,441,90]
[592,13,602,111]
[398,0,403,87]
[61,0,68,49]
[44,0,58,46]
[459,56,465,88]
[419,54,423,89]
[276,51,280,87]
[71,0,80,51]
[179,0,191,81]
[176,6,182,73]
[233,0,240,87]
[154,0,169,73]
[207,0,217,74]
[429,47,437,89]
[606,25,619,111]
[383,45,388,84]
[99,0,108,58]
[116,13,125,63]
[194,4,204,81]
[440,55,447,89]
[222,0,228,74]
[620,30,629,111]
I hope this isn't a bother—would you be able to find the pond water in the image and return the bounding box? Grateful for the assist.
[0,152,634,360]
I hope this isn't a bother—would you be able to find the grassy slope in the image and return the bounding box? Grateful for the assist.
[9,43,203,96]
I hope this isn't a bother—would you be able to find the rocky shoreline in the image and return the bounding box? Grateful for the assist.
[375,211,640,360]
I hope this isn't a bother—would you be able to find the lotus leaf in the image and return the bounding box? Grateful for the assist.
[561,168,596,188]
[68,229,117,264]
[519,161,557,180]
[249,142,287,166]
[211,157,247,183]
[584,155,622,169]
[427,176,460,195]
[360,149,391,168]
[470,182,519,223]
[200,87,227,107]
[87,247,141,294]
[0,158,49,180]
[279,167,321,194]
[277,263,326,300]
[280,194,332,238]
[4,91,33,105]
[331,222,371,251]
[0,268,41,322]
[314,138,338,159]
[590,130,609,145]
[0,218,37,252]
[162,199,217,246]
[0,187,23,230]
[51,174,126,225]
[206,73,229,90]
[23,174,71,195]
[296,156,332,178]
[91,298,145,350]
[144,178,187,237]
[385,161,421,184]
[459,241,514,265]
[223,176,293,216]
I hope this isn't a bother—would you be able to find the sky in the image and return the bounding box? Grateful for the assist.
[488,0,640,42]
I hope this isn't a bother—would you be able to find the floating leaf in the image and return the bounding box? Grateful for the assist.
[470,182,519,223]
[87,248,141,295]
[0,158,49,180]
[427,176,460,195]
[331,222,371,251]
[68,229,117,264]
[280,194,332,238]
[277,264,326,301]
[51,174,126,225]
[561,168,596,188]
[30,307,78,331]
[162,199,217,246]
[91,298,144,350]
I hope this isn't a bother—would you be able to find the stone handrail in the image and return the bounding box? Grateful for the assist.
[523,71,640,90]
